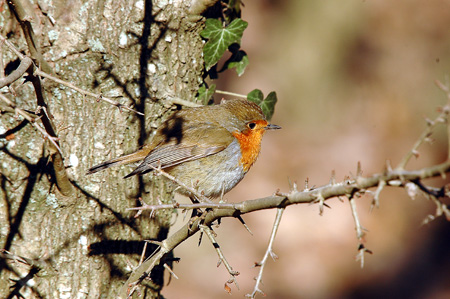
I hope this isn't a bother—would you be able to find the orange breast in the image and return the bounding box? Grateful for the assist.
[232,120,268,172]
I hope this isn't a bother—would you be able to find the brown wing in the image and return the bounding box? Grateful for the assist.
[124,123,234,178]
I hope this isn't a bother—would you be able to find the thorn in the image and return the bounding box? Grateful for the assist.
[292,181,298,192]
[163,263,179,279]
[356,161,362,177]
[237,215,253,235]
[435,79,449,92]
[371,180,385,212]
[385,160,393,172]
[253,262,262,268]
[422,214,435,225]
[315,193,325,216]
[436,116,446,123]
[269,250,278,261]
[424,136,434,144]
[330,170,336,185]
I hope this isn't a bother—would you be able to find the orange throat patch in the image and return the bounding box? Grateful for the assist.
[232,120,268,172]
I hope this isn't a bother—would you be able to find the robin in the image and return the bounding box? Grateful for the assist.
[87,99,280,199]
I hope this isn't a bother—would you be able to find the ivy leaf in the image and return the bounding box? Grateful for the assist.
[228,54,248,76]
[260,91,278,121]
[220,44,249,76]
[247,89,278,121]
[247,89,264,104]
[197,83,216,105]
[201,18,248,71]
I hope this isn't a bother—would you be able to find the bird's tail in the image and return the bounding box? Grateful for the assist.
[86,151,144,175]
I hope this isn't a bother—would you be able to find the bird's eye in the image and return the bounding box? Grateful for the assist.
[248,122,257,130]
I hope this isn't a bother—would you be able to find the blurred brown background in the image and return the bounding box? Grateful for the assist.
[163,1,450,298]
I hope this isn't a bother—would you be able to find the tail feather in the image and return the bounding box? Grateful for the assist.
[86,151,145,175]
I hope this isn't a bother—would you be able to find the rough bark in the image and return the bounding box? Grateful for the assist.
[0,0,204,297]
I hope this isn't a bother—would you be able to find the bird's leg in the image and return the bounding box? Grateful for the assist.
[187,196,213,244]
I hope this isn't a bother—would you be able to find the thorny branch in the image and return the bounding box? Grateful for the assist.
[0,56,32,88]
[396,98,449,169]
[130,161,450,214]
[120,159,450,298]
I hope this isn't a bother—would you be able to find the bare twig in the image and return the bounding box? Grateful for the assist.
[34,69,144,116]
[123,240,170,298]
[0,93,63,156]
[0,56,32,88]
[349,197,371,268]
[168,96,201,107]
[397,99,449,169]
[349,197,365,240]
[0,27,26,60]
[7,0,52,73]
[0,249,45,269]
[414,180,450,224]
[247,208,284,298]
[370,180,386,211]
[435,80,450,160]
[128,202,235,212]
[215,89,247,99]
[200,225,240,291]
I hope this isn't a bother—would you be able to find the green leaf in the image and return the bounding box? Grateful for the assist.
[227,52,248,76]
[197,84,216,105]
[247,89,278,121]
[247,89,264,105]
[201,18,248,71]
[260,91,278,121]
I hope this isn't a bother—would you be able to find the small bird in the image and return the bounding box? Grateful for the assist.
[87,99,280,199]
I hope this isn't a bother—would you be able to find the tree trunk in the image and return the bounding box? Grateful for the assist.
[0,0,204,297]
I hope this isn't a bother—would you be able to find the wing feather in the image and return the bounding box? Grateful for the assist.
[124,123,233,178]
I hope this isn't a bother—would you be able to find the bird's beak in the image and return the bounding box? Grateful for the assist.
[265,124,281,130]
